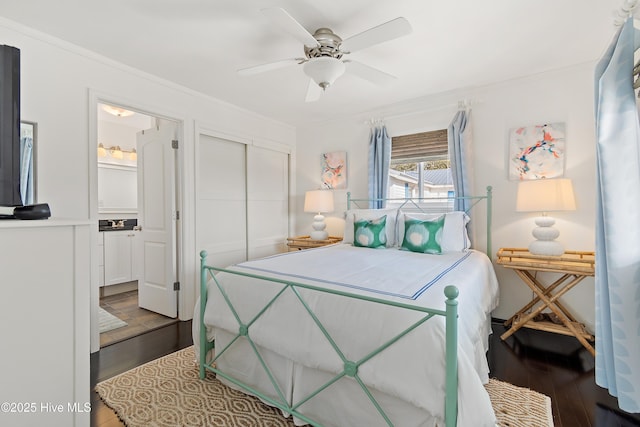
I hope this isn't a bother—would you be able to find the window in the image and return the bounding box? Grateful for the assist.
[388,129,453,200]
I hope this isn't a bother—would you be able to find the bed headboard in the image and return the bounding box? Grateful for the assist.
[346,186,493,256]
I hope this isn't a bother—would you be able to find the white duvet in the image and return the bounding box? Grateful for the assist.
[195,244,500,426]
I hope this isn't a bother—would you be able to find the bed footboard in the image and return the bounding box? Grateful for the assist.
[199,250,459,427]
[199,251,216,380]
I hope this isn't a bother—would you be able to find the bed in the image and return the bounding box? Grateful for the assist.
[194,188,499,427]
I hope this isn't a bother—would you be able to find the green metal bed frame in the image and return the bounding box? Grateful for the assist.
[199,186,493,427]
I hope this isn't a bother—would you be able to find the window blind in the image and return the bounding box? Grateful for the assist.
[391,129,448,163]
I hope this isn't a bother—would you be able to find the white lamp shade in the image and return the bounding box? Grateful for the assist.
[516,178,576,213]
[303,57,346,89]
[516,178,575,256]
[304,190,334,213]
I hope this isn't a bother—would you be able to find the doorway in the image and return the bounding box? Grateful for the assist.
[98,290,176,347]
[93,101,181,349]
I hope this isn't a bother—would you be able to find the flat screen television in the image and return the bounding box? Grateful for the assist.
[0,44,21,207]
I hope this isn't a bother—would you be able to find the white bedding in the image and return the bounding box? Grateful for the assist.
[234,244,473,299]
[194,244,500,426]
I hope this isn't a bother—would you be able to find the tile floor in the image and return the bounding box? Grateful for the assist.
[99,289,178,347]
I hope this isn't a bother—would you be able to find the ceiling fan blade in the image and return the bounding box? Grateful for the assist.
[305,79,322,102]
[261,8,319,47]
[345,60,397,86]
[237,58,300,76]
[341,17,412,53]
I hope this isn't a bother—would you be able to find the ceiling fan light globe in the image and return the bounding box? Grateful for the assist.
[303,57,345,89]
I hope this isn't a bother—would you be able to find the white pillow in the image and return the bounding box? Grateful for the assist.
[344,208,398,247]
[396,211,471,252]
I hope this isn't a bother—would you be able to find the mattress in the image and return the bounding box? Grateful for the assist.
[194,244,500,426]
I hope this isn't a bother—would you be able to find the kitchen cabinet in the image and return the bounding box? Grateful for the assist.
[103,230,138,286]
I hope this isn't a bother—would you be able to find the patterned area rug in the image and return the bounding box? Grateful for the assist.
[95,346,554,427]
[98,307,128,333]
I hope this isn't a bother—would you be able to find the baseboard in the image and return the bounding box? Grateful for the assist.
[101,281,138,297]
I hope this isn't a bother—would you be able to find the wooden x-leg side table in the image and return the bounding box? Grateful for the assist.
[496,248,596,356]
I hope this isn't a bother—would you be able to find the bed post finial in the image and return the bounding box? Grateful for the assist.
[444,285,458,427]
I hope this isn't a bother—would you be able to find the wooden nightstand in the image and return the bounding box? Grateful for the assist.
[496,247,595,356]
[286,235,342,251]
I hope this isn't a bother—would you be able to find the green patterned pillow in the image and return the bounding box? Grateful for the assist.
[401,216,445,254]
[354,215,387,248]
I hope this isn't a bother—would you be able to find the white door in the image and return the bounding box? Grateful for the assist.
[136,122,178,318]
[196,134,247,268]
[247,145,289,259]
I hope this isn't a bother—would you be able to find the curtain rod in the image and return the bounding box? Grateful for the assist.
[364,118,385,127]
[614,0,638,26]
[363,99,480,125]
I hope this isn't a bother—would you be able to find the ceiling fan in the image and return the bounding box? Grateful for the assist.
[238,8,412,102]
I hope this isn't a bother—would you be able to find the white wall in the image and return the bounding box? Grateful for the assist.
[98,111,153,161]
[296,63,597,331]
[0,17,296,332]
[473,65,596,329]
[97,117,149,219]
[1,12,598,350]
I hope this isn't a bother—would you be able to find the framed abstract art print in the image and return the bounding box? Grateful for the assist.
[509,122,566,180]
[321,151,347,189]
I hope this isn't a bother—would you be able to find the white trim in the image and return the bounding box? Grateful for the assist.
[253,136,293,154]
[195,122,293,154]
[288,146,297,239]
[196,124,252,146]
[88,89,187,352]
[73,224,91,426]
[98,207,138,214]
[97,162,136,171]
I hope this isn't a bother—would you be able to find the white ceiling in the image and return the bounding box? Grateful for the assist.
[0,0,627,127]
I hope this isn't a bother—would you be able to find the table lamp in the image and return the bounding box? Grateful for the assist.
[516,178,576,256]
[304,190,334,240]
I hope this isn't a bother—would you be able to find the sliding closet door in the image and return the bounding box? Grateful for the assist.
[197,134,247,267]
[247,145,289,259]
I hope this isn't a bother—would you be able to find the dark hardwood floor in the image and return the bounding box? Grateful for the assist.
[91,320,193,426]
[489,321,640,427]
[90,320,640,427]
